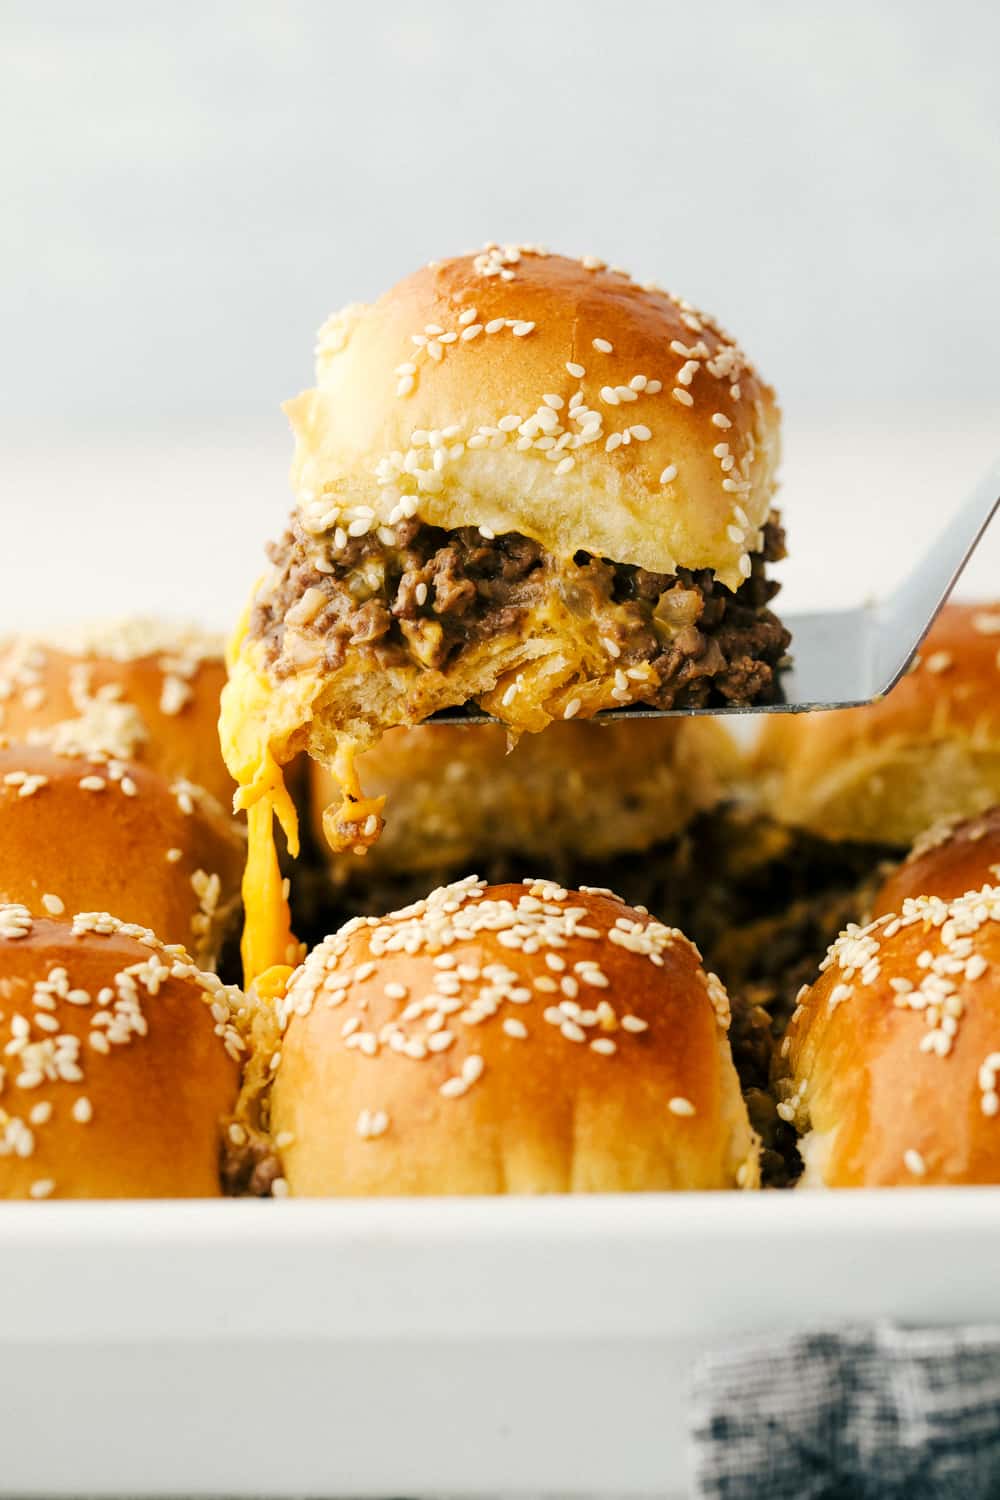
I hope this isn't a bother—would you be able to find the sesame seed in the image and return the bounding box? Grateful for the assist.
[903,1149,927,1177]
[925,651,953,675]
[462,1054,485,1084]
[590,1038,616,1056]
[592,338,613,353]
[671,388,694,406]
[78,775,106,792]
[668,1097,696,1116]
[555,456,575,475]
[659,465,678,484]
[566,361,586,378]
[72,1097,93,1124]
[563,697,582,720]
[711,413,732,428]
[485,318,505,334]
[503,1018,528,1040]
[41,893,65,916]
[630,424,651,442]
[29,1179,55,1200]
[621,1015,648,1033]
[511,321,535,337]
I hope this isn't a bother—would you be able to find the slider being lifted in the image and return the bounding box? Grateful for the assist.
[221,245,788,982]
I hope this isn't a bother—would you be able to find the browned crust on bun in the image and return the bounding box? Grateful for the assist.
[0,908,244,1198]
[0,744,243,969]
[0,621,234,810]
[873,805,1000,918]
[780,886,1000,1187]
[754,604,1000,845]
[268,877,759,1195]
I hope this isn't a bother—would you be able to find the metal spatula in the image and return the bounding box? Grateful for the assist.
[432,457,1000,723]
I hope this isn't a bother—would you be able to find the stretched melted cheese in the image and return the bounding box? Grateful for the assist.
[219,621,303,988]
[219,613,385,987]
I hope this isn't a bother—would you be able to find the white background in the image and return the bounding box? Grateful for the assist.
[1,1,998,628]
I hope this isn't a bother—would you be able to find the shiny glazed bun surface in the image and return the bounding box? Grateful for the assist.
[0,907,244,1198]
[268,878,759,1196]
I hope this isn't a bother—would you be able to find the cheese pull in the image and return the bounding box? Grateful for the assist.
[320,739,386,855]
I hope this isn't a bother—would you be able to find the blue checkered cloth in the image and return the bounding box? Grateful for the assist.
[690,1323,1000,1498]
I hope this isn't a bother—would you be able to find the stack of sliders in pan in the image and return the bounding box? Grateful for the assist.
[0,622,249,1197]
[7,246,1000,1200]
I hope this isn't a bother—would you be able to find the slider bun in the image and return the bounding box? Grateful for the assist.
[873,805,1000,918]
[310,717,741,876]
[0,620,234,810]
[781,883,1000,1187]
[289,248,780,590]
[270,879,759,1195]
[0,745,244,968]
[754,604,1000,844]
[0,908,243,1198]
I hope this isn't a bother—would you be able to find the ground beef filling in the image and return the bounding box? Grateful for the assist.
[251,513,791,709]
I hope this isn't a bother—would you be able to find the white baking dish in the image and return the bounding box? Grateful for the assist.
[1,1189,999,1497]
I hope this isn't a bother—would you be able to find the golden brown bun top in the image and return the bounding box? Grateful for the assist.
[753,603,1000,844]
[310,716,740,875]
[287,247,781,590]
[0,907,245,1198]
[0,744,244,968]
[0,619,234,810]
[783,887,1000,1187]
[872,805,1000,918]
[269,877,759,1196]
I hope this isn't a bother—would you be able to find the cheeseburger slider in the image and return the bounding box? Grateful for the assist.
[0,743,243,969]
[261,877,759,1196]
[0,906,244,1198]
[872,804,1000,919]
[221,246,789,980]
[0,618,235,812]
[703,601,1000,1038]
[755,603,1000,847]
[777,876,1000,1188]
[304,716,740,920]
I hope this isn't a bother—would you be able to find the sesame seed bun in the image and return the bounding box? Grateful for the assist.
[872,805,1000,919]
[290,248,780,590]
[779,885,1000,1187]
[753,603,1000,845]
[308,716,741,879]
[0,745,244,969]
[0,908,244,1198]
[0,620,235,810]
[268,878,759,1195]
